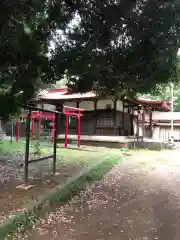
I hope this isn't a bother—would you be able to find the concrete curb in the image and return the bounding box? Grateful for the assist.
[0,155,123,239]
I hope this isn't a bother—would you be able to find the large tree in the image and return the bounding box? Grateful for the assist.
[0,0,137,119]
[0,0,76,120]
[1,0,180,119]
[137,57,180,111]
[52,0,180,96]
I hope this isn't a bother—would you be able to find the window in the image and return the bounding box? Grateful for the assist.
[97,114,114,127]
[106,104,112,110]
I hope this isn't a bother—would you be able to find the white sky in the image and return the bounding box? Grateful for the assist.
[49,14,80,53]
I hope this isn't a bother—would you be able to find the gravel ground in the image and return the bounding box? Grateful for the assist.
[0,154,79,223]
[17,151,180,240]
[0,146,122,226]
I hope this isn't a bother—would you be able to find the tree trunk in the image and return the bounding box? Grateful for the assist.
[0,120,7,139]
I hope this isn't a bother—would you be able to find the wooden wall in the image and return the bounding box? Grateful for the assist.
[58,110,134,136]
[41,98,134,136]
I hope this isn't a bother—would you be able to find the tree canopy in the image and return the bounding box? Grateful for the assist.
[139,83,180,112]
[0,0,74,119]
[53,0,180,95]
[0,0,180,119]
[137,57,180,111]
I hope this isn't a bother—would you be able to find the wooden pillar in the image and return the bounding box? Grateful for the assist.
[113,98,117,135]
[56,103,63,135]
[136,113,139,138]
[94,100,97,135]
[128,106,131,135]
[24,108,32,185]
[149,108,153,138]
[142,107,145,140]
[52,112,58,175]
[122,101,125,136]
[76,101,80,108]
[76,101,80,134]
[130,107,134,135]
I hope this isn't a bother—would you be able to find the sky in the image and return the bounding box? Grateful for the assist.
[49,14,80,54]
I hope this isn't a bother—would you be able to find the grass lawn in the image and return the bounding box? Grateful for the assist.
[0,139,27,153]
[0,139,46,155]
[131,149,180,170]
[0,139,128,167]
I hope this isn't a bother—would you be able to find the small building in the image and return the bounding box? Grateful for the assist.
[144,112,180,142]
[37,88,171,140]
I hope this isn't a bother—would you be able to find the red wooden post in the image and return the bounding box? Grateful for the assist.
[38,117,41,140]
[64,108,69,148]
[77,114,81,148]
[63,106,84,149]
[51,114,55,144]
[31,116,35,139]
[16,119,20,143]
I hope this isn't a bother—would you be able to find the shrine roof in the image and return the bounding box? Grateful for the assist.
[38,88,170,111]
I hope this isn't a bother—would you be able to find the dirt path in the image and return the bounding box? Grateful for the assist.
[18,151,180,240]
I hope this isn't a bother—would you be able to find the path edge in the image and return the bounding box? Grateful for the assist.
[0,154,124,239]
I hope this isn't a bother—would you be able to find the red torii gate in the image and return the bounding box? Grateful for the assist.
[16,111,55,144]
[30,112,55,143]
[16,106,84,148]
[64,106,84,148]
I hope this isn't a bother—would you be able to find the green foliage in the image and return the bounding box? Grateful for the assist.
[0,140,3,152]
[138,57,180,111]
[139,82,180,112]
[0,0,74,120]
[52,0,180,96]
[1,0,180,119]
[33,141,42,156]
